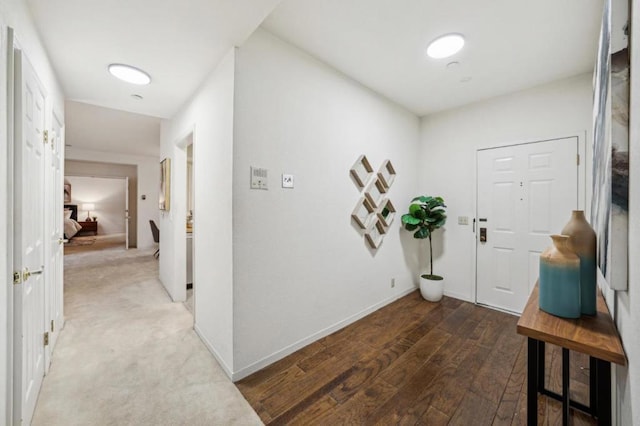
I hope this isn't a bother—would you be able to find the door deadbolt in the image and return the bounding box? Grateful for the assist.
[480,228,487,242]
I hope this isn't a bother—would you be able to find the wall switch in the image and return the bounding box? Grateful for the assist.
[282,174,294,188]
[391,278,395,288]
[458,216,469,225]
[250,167,268,190]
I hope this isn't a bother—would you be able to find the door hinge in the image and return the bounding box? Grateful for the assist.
[51,320,55,332]
[577,154,580,166]
[43,130,49,144]
[44,332,49,346]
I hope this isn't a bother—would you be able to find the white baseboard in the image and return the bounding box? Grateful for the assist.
[194,324,234,380]
[230,286,418,382]
[443,289,471,303]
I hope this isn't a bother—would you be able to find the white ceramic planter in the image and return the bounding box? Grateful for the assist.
[419,275,444,302]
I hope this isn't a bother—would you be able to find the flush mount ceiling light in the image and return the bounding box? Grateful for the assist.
[108,63,151,85]
[426,34,465,59]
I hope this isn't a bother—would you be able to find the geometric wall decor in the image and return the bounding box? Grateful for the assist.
[376,198,396,229]
[350,155,396,250]
[364,177,386,208]
[350,155,374,188]
[351,197,376,229]
[377,160,396,190]
[365,220,385,249]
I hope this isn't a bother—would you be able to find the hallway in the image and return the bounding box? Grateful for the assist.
[32,246,261,425]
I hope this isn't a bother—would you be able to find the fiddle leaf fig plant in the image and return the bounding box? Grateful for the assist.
[401,196,447,278]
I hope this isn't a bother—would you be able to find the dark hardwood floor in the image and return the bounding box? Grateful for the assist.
[237,291,597,425]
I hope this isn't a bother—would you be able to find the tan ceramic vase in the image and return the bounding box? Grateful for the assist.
[539,235,581,318]
[561,210,597,315]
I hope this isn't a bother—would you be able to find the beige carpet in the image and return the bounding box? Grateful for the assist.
[32,246,262,425]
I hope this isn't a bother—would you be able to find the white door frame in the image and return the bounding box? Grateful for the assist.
[471,133,588,307]
[5,26,16,426]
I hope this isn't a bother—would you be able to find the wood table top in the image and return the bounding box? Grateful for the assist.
[517,284,626,365]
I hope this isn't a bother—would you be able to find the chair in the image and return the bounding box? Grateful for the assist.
[149,220,160,258]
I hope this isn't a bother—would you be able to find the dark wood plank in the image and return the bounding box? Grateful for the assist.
[313,377,398,425]
[238,291,596,425]
[493,340,527,425]
[448,390,497,425]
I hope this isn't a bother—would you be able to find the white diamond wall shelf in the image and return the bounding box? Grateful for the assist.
[377,198,396,229]
[364,178,386,208]
[351,155,396,251]
[350,155,374,189]
[365,220,385,248]
[351,197,375,229]
[377,160,396,190]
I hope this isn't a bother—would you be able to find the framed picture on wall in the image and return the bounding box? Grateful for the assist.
[159,158,171,211]
[63,183,71,203]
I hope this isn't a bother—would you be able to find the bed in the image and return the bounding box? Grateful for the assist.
[64,204,83,239]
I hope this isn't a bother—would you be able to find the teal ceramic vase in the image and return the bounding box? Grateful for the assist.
[539,235,581,319]
[561,210,597,315]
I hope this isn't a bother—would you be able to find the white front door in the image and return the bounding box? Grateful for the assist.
[476,137,579,313]
[44,115,65,370]
[13,48,48,425]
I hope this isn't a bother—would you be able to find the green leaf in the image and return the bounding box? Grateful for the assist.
[409,204,422,215]
[404,223,418,231]
[433,218,447,228]
[401,214,421,225]
[414,228,430,239]
[414,209,426,220]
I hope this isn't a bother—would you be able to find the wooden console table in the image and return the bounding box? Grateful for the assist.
[517,284,625,426]
[77,221,98,236]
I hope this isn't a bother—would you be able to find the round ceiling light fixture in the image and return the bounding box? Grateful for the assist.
[426,34,465,59]
[108,63,151,85]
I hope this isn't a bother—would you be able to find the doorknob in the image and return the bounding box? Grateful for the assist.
[23,267,44,280]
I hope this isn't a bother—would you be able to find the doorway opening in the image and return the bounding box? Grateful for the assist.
[64,160,138,251]
[184,136,195,315]
[63,175,129,253]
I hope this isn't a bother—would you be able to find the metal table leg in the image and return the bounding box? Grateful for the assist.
[595,358,611,426]
[562,348,570,426]
[527,338,539,426]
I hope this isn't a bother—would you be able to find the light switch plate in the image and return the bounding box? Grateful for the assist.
[250,167,268,190]
[458,216,469,225]
[282,174,294,188]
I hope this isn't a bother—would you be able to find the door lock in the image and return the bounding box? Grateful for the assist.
[480,227,487,243]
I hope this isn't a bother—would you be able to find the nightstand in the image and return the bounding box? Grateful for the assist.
[78,221,98,236]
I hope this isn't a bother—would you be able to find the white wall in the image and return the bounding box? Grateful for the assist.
[231,29,420,378]
[614,0,640,421]
[65,148,159,249]
[418,73,593,302]
[67,176,126,235]
[65,101,161,157]
[0,1,65,423]
[159,49,236,374]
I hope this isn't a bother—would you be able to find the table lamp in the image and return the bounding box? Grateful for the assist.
[82,203,95,221]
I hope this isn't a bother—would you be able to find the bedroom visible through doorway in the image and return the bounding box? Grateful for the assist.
[63,176,129,252]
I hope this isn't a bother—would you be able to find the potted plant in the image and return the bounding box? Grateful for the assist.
[401,196,447,302]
